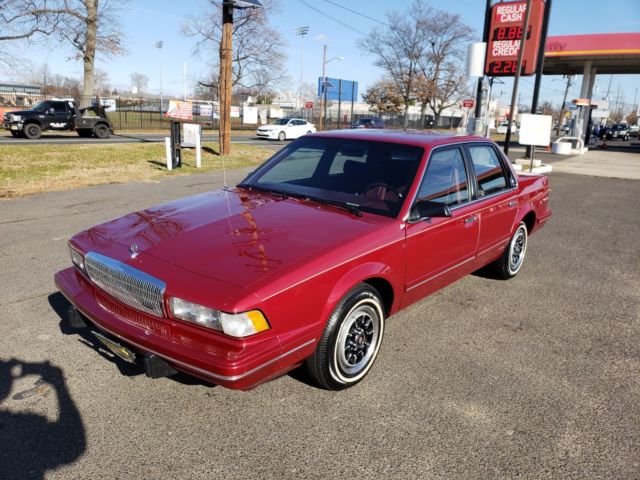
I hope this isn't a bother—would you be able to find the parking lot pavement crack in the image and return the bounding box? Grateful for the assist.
[0,207,104,225]
[1,291,50,308]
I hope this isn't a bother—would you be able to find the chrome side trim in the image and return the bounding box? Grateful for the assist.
[406,256,476,292]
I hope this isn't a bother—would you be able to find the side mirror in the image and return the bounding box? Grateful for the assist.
[410,199,452,222]
[48,108,55,115]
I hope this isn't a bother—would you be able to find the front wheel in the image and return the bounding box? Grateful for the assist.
[306,284,385,390]
[23,123,42,139]
[278,131,286,141]
[491,222,528,279]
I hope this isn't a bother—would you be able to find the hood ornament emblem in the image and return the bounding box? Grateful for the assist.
[129,243,139,259]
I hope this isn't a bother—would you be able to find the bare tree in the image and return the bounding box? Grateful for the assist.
[184,0,289,99]
[362,79,404,114]
[0,1,124,103]
[93,68,110,96]
[130,72,149,96]
[427,65,469,126]
[359,1,433,127]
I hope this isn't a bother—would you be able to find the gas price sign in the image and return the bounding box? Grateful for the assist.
[485,0,545,77]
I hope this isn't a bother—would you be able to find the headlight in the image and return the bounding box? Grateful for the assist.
[69,244,85,271]
[10,114,22,122]
[169,297,270,338]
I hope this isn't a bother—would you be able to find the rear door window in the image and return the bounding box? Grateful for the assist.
[467,145,509,196]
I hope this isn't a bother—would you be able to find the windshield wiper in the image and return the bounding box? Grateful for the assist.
[237,183,288,199]
[303,195,362,217]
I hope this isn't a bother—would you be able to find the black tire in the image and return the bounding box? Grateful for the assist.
[77,129,92,138]
[306,130,312,135]
[306,284,385,390]
[10,131,22,138]
[491,221,528,279]
[278,131,286,141]
[23,123,42,140]
[93,123,110,139]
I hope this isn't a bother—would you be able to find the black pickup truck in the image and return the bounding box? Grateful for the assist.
[2,100,113,139]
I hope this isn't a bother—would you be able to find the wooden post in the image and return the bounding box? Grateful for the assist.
[219,4,233,156]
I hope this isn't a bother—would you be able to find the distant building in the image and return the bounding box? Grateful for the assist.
[0,82,43,107]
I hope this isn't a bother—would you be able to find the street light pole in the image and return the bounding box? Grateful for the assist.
[295,26,309,111]
[219,3,234,156]
[155,41,164,109]
[318,45,344,131]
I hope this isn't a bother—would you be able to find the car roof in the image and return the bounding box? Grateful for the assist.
[309,129,491,149]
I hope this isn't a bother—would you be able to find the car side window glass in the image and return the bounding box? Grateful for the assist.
[417,148,469,206]
[258,144,325,185]
[52,103,67,113]
[468,145,508,195]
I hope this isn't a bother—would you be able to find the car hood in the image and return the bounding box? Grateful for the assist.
[4,110,37,116]
[81,188,389,290]
[257,125,284,131]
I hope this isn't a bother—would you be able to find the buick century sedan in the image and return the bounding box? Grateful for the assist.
[55,130,551,390]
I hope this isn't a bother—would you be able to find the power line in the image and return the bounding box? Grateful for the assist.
[323,0,389,27]
[297,0,367,36]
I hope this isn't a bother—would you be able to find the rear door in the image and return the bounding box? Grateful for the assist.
[464,143,519,265]
[50,102,71,129]
[404,146,479,304]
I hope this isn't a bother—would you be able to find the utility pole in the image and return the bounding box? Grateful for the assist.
[295,26,309,111]
[556,74,573,136]
[219,4,233,156]
[504,0,532,155]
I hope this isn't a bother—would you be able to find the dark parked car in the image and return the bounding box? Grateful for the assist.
[2,100,113,139]
[351,118,385,129]
[605,123,630,141]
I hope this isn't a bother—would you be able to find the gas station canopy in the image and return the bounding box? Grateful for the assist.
[543,32,640,75]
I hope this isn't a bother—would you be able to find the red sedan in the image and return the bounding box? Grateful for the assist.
[55,130,551,390]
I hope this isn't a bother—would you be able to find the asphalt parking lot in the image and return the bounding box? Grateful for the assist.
[0,161,638,478]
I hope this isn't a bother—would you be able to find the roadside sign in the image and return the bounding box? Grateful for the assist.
[305,101,314,109]
[317,77,358,102]
[485,0,545,77]
[572,98,590,106]
[462,99,475,108]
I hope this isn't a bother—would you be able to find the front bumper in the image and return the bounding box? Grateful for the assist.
[3,122,22,131]
[54,267,311,389]
[256,130,277,139]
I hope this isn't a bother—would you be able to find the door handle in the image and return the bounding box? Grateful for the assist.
[463,215,477,224]
[508,200,517,207]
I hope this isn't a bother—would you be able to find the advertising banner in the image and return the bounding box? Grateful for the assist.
[163,100,193,121]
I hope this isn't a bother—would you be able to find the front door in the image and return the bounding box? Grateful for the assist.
[404,146,479,306]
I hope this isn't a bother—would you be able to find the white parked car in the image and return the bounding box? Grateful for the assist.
[256,118,316,141]
[496,121,517,134]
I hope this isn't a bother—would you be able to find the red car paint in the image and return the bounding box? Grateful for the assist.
[55,130,551,389]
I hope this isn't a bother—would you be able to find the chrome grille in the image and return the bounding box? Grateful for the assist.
[85,252,166,317]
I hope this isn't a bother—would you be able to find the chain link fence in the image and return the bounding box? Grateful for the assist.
[0,93,463,131]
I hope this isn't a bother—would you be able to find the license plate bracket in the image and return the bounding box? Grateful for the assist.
[91,331,137,364]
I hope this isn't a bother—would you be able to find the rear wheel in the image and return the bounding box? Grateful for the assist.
[23,123,42,139]
[491,222,528,279]
[278,131,286,141]
[93,123,110,139]
[306,284,385,390]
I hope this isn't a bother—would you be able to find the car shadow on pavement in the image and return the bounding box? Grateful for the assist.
[48,293,216,389]
[0,358,86,480]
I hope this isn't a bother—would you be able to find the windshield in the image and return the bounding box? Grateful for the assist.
[273,118,291,125]
[612,124,625,130]
[239,137,424,218]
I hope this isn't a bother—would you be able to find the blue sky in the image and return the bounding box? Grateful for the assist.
[3,0,640,110]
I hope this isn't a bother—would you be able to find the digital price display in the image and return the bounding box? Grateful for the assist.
[484,0,545,77]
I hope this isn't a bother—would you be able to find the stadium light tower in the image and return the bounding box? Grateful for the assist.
[295,26,309,110]
[155,41,164,108]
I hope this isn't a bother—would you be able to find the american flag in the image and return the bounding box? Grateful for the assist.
[163,100,193,121]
